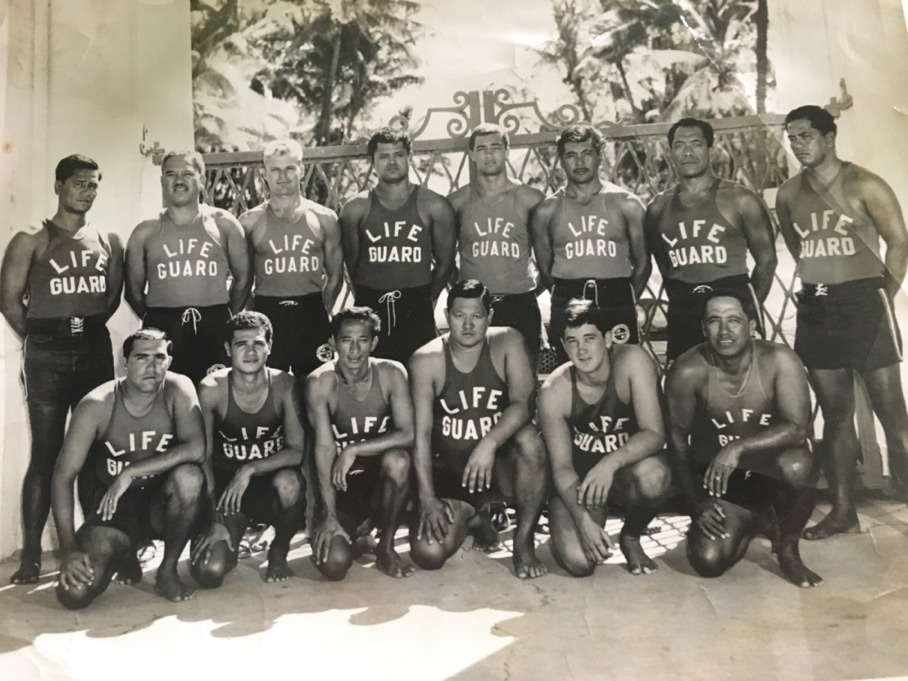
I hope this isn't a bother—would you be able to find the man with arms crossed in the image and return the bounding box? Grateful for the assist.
[52,329,207,607]
[190,312,306,586]
[645,117,777,361]
[241,139,343,377]
[539,299,670,577]
[408,280,547,579]
[1,154,123,584]
[306,307,414,580]
[340,127,456,364]
[531,123,649,364]
[776,105,908,538]
[666,291,822,587]
[448,123,546,369]
[125,150,250,383]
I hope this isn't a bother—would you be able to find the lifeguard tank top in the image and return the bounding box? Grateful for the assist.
[145,208,231,307]
[787,164,884,284]
[654,180,748,283]
[27,221,112,319]
[251,203,325,297]
[458,186,535,294]
[689,344,776,464]
[90,379,176,489]
[212,371,284,474]
[568,362,638,463]
[330,362,393,449]
[432,338,509,460]
[355,187,432,290]
[550,188,632,280]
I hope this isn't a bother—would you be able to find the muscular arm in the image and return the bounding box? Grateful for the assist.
[320,209,344,312]
[643,196,671,283]
[339,197,366,297]
[734,188,777,303]
[218,211,251,313]
[305,374,342,521]
[538,372,586,525]
[775,184,802,263]
[103,233,125,321]
[861,172,908,299]
[0,232,35,338]
[197,379,220,500]
[620,194,651,297]
[664,359,706,514]
[124,222,152,318]
[529,199,556,290]
[408,351,440,504]
[481,331,535,450]
[427,193,457,302]
[52,397,103,553]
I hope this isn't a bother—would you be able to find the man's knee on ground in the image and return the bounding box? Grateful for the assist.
[409,537,449,571]
[686,533,730,579]
[190,543,233,589]
[56,582,97,610]
[380,449,410,486]
[316,537,354,581]
[626,456,672,502]
[271,469,303,508]
[552,544,595,578]
[164,463,205,504]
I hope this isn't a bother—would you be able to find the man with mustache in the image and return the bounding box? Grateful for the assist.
[530,123,649,365]
[125,150,250,384]
[339,128,456,364]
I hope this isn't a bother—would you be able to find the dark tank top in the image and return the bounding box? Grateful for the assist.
[145,208,231,307]
[654,180,748,283]
[331,362,393,449]
[90,378,176,489]
[458,186,535,294]
[212,370,284,474]
[550,188,632,279]
[250,203,325,297]
[690,344,776,464]
[27,221,112,319]
[355,187,432,289]
[432,337,509,459]
[787,165,884,284]
[568,362,638,467]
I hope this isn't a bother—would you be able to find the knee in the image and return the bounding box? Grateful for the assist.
[191,545,233,589]
[165,464,205,503]
[315,541,354,582]
[409,539,448,571]
[687,539,729,579]
[381,449,411,486]
[56,583,94,611]
[514,428,546,469]
[271,469,303,507]
[628,457,672,502]
[776,447,813,486]
[553,546,595,578]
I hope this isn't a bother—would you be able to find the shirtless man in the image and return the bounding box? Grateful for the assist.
[531,123,649,364]
[241,139,343,377]
[666,291,822,587]
[306,307,414,580]
[125,150,250,383]
[190,312,306,586]
[51,329,207,607]
[340,127,456,364]
[645,118,777,361]
[1,154,123,584]
[448,123,546,369]
[539,299,670,577]
[408,279,547,579]
[776,105,908,538]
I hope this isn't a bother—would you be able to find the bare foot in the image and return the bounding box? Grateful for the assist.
[619,533,658,575]
[778,546,823,587]
[265,546,294,582]
[154,571,195,602]
[376,548,414,578]
[513,545,547,579]
[10,558,41,585]
[137,541,157,566]
[112,552,143,585]
[468,510,502,552]
[802,511,860,540]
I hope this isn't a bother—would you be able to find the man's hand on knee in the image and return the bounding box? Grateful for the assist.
[58,551,93,590]
[696,502,728,541]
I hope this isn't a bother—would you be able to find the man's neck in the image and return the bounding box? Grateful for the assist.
[565,178,603,203]
[712,343,754,377]
[166,202,202,226]
[575,358,611,388]
[805,154,844,185]
[268,193,305,220]
[231,367,268,394]
[49,209,87,233]
[375,178,412,203]
[337,359,372,386]
[474,171,514,200]
[678,171,718,197]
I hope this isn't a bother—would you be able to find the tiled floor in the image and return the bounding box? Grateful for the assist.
[1,498,907,681]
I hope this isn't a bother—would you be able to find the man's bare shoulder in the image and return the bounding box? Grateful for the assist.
[269,367,297,395]
[409,336,446,370]
[130,217,161,240]
[79,379,118,412]
[717,179,762,205]
[755,339,805,373]
[843,162,894,197]
[540,361,572,395]
[303,199,339,223]
[514,183,546,208]
[374,357,408,380]
[666,346,709,388]
[163,372,199,400]
[646,188,673,213]
[238,203,267,229]
[340,191,371,216]
[613,343,656,373]
[5,227,45,256]
[488,325,522,348]
[447,184,471,208]
[198,367,229,392]
[776,174,801,205]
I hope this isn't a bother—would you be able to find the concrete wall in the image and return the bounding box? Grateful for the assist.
[0,0,193,559]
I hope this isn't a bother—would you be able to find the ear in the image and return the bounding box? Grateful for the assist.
[370,335,379,352]
[487,308,494,325]
[604,330,614,348]
[224,341,232,358]
[328,336,337,352]
[54,180,63,196]
[749,318,757,337]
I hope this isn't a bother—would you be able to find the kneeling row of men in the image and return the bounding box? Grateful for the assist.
[52,279,822,610]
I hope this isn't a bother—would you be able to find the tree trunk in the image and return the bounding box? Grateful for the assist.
[755,0,768,114]
[615,58,641,122]
[317,28,343,146]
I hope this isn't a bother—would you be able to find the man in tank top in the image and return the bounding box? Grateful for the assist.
[645,118,777,361]
[189,312,305,586]
[1,154,123,585]
[241,139,343,377]
[538,299,670,577]
[51,329,207,608]
[665,291,822,587]
[339,127,456,364]
[775,105,908,539]
[448,124,546,371]
[408,280,547,579]
[530,123,649,365]
[125,150,250,384]
[305,307,414,580]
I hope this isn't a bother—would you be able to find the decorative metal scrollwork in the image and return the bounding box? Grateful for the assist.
[824,78,852,118]
[389,90,481,140]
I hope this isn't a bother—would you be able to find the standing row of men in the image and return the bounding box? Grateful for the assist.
[2,104,906,590]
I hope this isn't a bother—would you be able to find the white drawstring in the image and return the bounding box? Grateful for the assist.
[181,307,202,334]
[582,279,600,306]
[378,290,401,336]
